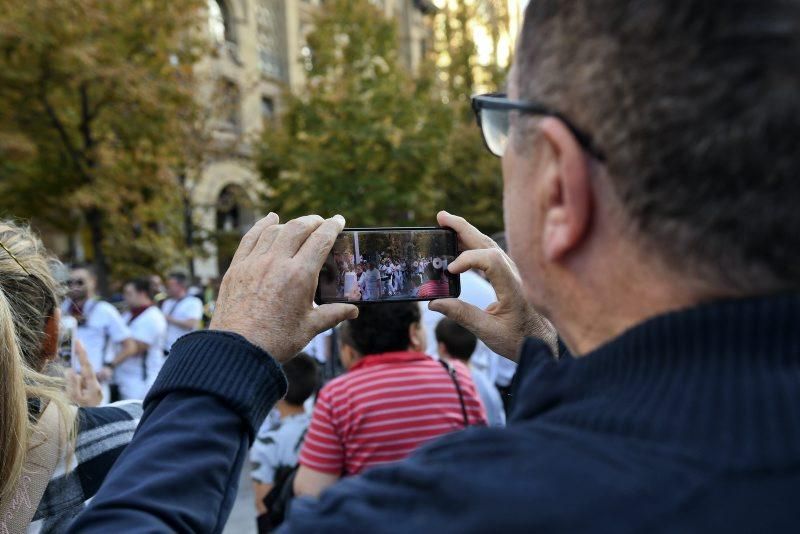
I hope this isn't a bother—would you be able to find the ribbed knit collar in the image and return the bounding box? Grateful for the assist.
[512,293,800,469]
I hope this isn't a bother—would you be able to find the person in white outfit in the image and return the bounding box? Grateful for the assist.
[359,263,382,301]
[101,278,167,400]
[61,265,138,404]
[162,272,204,355]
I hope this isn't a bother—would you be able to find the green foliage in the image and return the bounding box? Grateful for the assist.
[260,0,449,226]
[0,0,207,291]
[258,0,504,233]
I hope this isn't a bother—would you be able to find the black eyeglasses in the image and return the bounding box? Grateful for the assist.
[471,92,605,161]
[66,279,86,287]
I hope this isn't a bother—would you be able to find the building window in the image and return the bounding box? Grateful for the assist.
[208,0,236,47]
[217,79,241,133]
[261,96,275,124]
[256,0,287,80]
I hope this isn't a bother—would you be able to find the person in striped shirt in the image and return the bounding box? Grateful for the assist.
[294,303,487,498]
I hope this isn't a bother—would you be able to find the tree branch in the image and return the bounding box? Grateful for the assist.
[37,57,90,182]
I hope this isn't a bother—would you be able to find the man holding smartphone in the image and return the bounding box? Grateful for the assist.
[71,0,800,532]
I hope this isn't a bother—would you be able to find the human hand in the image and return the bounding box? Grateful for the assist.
[210,213,359,362]
[428,211,557,361]
[65,340,104,407]
[96,365,113,383]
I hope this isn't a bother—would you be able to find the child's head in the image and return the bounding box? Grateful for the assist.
[435,318,477,362]
[337,321,362,370]
[281,352,319,406]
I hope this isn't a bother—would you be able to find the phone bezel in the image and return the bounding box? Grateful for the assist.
[315,226,461,305]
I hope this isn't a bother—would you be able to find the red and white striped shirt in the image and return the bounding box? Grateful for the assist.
[299,351,487,476]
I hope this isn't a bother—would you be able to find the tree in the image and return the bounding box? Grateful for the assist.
[430,0,507,235]
[258,0,509,234]
[0,0,208,293]
[258,0,450,227]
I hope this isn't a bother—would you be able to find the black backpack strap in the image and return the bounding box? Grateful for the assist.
[439,360,469,426]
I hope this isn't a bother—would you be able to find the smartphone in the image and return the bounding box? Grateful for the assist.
[58,315,78,368]
[315,227,461,304]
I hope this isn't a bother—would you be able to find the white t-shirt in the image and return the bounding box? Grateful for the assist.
[302,329,333,363]
[422,270,518,386]
[61,298,131,371]
[470,365,506,427]
[162,295,204,351]
[117,306,167,400]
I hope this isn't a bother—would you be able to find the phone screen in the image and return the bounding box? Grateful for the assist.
[58,316,77,368]
[315,227,461,304]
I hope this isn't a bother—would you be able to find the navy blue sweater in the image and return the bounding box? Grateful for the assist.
[71,295,800,532]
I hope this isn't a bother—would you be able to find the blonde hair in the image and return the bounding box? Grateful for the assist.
[0,220,75,502]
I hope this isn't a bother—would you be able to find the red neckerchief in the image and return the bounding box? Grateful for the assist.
[350,351,430,372]
[69,299,87,324]
[128,305,151,323]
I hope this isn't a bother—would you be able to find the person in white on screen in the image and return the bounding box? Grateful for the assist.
[162,272,204,355]
[61,264,138,404]
[99,278,167,400]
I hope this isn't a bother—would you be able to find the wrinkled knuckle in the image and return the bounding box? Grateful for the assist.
[287,219,310,233]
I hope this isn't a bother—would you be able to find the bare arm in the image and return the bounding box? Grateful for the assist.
[253,481,273,515]
[110,338,147,366]
[166,316,200,330]
[293,465,340,498]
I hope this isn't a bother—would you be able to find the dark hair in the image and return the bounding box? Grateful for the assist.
[435,318,477,362]
[126,278,153,298]
[348,302,420,356]
[281,353,319,406]
[515,1,800,293]
[167,272,188,287]
[425,263,441,281]
[70,263,97,279]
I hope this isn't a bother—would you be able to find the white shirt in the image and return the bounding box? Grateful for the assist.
[117,306,167,400]
[162,295,204,351]
[422,270,518,386]
[61,298,131,371]
[470,365,506,427]
[302,329,333,363]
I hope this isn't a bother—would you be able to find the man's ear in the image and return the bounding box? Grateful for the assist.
[408,322,426,353]
[537,117,594,262]
[437,341,449,359]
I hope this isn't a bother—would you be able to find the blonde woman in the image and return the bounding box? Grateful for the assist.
[0,221,141,533]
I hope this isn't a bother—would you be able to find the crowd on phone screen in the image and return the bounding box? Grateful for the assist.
[333,254,451,301]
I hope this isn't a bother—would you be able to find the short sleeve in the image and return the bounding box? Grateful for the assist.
[130,313,160,347]
[297,388,345,475]
[99,302,132,343]
[179,298,204,321]
[250,432,280,484]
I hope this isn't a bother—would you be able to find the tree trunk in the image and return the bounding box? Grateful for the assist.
[86,208,110,297]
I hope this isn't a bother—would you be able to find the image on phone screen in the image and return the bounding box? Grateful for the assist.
[315,227,461,304]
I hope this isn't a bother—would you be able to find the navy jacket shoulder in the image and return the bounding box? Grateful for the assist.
[284,295,800,533]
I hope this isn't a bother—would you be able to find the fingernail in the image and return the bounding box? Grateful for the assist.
[333,214,345,224]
